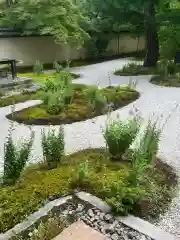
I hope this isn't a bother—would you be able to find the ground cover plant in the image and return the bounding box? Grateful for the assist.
[0,111,177,233]
[115,60,180,87]
[6,72,139,125]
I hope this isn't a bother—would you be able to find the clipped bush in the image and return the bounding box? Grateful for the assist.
[41,127,65,169]
[94,93,108,114]
[33,60,44,76]
[104,118,140,160]
[3,127,34,186]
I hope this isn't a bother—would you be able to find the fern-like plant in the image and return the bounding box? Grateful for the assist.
[41,127,65,169]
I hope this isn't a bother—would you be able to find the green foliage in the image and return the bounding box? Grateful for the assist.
[85,86,108,114]
[130,120,161,185]
[104,118,140,160]
[1,0,89,46]
[28,216,64,240]
[157,59,178,76]
[41,127,64,169]
[8,86,139,124]
[41,72,73,115]
[53,61,63,73]
[3,127,34,186]
[33,60,44,76]
[0,148,177,232]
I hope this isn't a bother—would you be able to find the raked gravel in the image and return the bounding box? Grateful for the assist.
[0,58,180,237]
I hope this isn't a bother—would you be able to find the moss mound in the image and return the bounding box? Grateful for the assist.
[115,64,157,76]
[6,85,139,125]
[151,75,180,87]
[0,148,177,232]
[18,72,80,84]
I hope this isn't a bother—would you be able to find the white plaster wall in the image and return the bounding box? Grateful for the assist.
[0,35,145,66]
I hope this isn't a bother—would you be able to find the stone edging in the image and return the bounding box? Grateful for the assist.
[0,196,72,240]
[75,192,179,240]
[0,192,179,240]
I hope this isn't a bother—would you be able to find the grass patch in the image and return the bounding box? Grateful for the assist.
[115,62,157,76]
[18,72,80,84]
[7,86,139,125]
[0,73,80,108]
[150,75,180,87]
[0,148,177,232]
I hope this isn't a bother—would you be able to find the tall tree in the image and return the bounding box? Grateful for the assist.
[80,0,180,67]
[0,0,89,46]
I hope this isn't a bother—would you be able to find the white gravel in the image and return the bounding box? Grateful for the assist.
[1,58,180,237]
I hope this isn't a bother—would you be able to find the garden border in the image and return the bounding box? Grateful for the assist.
[0,192,178,240]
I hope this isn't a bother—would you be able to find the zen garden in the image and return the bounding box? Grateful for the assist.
[0,0,180,240]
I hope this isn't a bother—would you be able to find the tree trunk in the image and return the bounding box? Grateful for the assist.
[143,1,159,67]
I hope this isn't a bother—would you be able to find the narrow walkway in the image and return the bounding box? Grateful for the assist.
[0,58,180,236]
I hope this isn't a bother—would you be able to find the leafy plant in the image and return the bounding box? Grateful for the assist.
[53,61,63,73]
[33,60,44,76]
[41,127,65,169]
[28,216,65,240]
[3,127,34,186]
[130,120,161,185]
[94,93,108,114]
[104,118,140,160]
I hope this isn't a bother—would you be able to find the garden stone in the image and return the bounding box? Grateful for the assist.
[105,214,114,223]
[87,209,94,218]
[111,233,119,240]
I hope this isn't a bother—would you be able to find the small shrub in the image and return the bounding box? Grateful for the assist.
[33,60,44,76]
[41,127,65,169]
[28,216,65,240]
[94,93,108,114]
[3,127,34,186]
[85,86,98,105]
[72,160,90,188]
[104,118,140,160]
[53,61,63,73]
[130,120,161,185]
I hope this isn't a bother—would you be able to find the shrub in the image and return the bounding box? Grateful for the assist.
[28,216,65,240]
[130,120,161,185]
[41,127,65,169]
[3,127,34,186]
[104,118,140,160]
[94,93,108,115]
[33,60,44,76]
[53,61,63,73]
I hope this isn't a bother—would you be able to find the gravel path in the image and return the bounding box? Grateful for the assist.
[1,58,180,237]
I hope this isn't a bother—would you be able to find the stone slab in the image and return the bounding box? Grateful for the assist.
[53,221,106,240]
[75,191,111,213]
[117,215,180,240]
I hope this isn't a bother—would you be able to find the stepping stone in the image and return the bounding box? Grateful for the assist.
[53,221,106,240]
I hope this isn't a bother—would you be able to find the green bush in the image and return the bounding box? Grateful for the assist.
[41,127,65,169]
[33,60,44,76]
[104,118,140,160]
[0,148,176,232]
[53,61,63,73]
[3,128,34,186]
[130,120,161,185]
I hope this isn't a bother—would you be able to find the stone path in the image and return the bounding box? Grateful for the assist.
[0,58,180,236]
[53,221,106,240]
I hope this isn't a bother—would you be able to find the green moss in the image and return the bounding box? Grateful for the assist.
[0,92,42,108]
[0,149,177,232]
[7,86,139,125]
[115,64,157,76]
[18,72,80,84]
[151,75,180,87]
